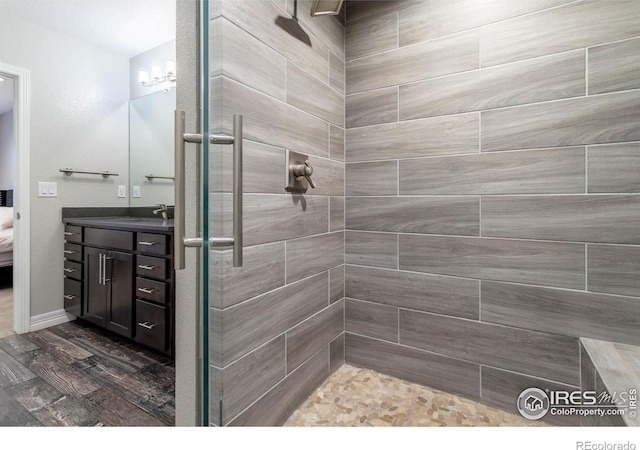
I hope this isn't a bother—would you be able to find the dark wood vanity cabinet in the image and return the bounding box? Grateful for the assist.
[63,221,174,356]
[63,225,84,317]
[84,247,134,337]
[134,232,174,354]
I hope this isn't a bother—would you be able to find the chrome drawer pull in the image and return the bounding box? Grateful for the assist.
[137,287,155,294]
[63,250,76,254]
[138,241,158,246]
[64,232,79,236]
[138,321,157,330]
[63,268,77,273]
[63,294,76,300]
[138,264,156,270]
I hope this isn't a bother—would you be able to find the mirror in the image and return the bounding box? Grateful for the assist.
[128,36,176,206]
[129,89,175,206]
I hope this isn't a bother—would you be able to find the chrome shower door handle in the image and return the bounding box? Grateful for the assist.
[231,114,243,267]
[174,110,187,271]
[174,110,244,270]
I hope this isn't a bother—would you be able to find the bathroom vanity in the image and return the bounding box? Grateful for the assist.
[62,212,174,356]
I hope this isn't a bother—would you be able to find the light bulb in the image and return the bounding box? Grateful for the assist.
[151,65,163,81]
[138,69,149,85]
[0,76,5,82]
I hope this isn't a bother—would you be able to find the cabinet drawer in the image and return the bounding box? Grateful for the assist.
[63,260,83,281]
[136,277,167,305]
[64,225,83,244]
[85,228,133,251]
[63,243,83,262]
[64,278,82,316]
[136,255,168,281]
[135,300,166,352]
[137,233,169,256]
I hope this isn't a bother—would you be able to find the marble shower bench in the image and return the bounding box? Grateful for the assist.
[580,338,640,427]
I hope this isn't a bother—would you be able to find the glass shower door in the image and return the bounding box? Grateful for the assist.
[174,0,243,426]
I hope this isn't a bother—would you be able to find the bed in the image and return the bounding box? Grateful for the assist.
[0,190,13,268]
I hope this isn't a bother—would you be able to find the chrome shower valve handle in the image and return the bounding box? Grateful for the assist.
[292,160,316,188]
[285,150,316,193]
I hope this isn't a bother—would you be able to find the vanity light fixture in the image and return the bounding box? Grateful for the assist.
[137,60,176,87]
[0,76,5,82]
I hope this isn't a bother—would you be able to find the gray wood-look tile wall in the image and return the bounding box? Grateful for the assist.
[344,0,640,422]
[211,0,345,426]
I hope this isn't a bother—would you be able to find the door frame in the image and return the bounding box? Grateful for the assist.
[0,61,31,334]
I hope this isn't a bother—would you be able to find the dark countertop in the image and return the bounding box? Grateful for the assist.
[63,216,174,232]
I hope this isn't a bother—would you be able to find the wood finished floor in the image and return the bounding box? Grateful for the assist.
[0,320,174,426]
[0,287,12,339]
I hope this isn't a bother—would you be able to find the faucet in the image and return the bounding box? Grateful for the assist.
[153,204,169,220]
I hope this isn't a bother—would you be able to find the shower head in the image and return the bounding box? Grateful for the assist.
[310,0,344,16]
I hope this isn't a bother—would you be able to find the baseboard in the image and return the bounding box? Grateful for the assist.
[30,309,75,332]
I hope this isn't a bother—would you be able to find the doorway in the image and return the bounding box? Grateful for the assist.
[0,63,31,337]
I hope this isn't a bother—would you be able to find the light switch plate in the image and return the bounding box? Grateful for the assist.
[38,182,57,198]
[117,185,127,198]
[132,186,141,198]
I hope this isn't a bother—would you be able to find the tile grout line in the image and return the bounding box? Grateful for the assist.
[396,159,400,196]
[585,243,588,292]
[478,280,482,322]
[585,146,589,194]
[478,111,482,153]
[479,365,483,403]
[585,47,589,96]
[396,233,400,271]
[578,343,582,390]
[479,196,482,237]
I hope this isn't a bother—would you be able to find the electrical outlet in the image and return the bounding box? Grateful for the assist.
[132,186,141,198]
[117,185,127,198]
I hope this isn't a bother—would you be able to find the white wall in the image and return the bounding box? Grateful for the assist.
[0,110,15,190]
[0,10,130,316]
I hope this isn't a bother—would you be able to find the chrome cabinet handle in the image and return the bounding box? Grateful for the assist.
[103,255,113,283]
[137,287,155,294]
[63,294,76,300]
[63,268,77,273]
[63,250,76,254]
[64,231,79,236]
[138,241,158,246]
[174,111,243,269]
[138,264,156,270]
[98,253,103,285]
[138,321,157,330]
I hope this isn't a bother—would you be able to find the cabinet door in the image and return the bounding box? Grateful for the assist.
[84,247,107,327]
[105,250,134,338]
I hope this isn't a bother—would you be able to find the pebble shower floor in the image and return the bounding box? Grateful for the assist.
[284,364,546,427]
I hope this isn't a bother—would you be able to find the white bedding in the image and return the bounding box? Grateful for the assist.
[0,227,13,254]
